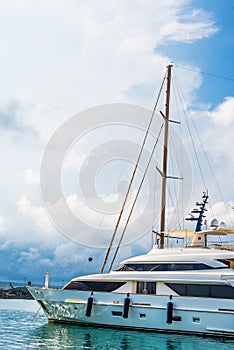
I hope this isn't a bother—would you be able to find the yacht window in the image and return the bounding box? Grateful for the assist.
[64,281,125,292]
[136,282,156,294]
[116,263,212,271]
[116,264,156,271]
[187,284,209,297]
[217,259,230,267]
[112,311,122,317]
[210,285,234,298]
[172,316,182,322]
[166,283,234,299]
[217,259,234,268]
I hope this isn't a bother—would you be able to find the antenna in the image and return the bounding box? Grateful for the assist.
[185,191,209,232]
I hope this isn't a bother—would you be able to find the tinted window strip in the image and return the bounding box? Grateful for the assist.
[166,283,234,299]
[64,281,125,292]
[117,263,213,271]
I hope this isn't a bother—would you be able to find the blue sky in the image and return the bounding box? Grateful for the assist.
[0,0,234,286]
[158,0,234,106]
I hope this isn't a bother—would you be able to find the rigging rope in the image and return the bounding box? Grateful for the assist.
[189,114,234,226]
[174,67,234,224]
[79,215,105,276]
[173,72,209,193]
[173,70,233,224]
[174,64,234,82]
[108,123,164,272]
[167,117,183,230]
[170,77,185,230]
[166,181,182,233]
[100,74,166,273]
[151,171,158,248]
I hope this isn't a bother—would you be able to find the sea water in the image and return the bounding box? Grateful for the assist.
[0,299,233,350]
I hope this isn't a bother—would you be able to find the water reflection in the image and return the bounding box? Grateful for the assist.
[166,339,177,350]
[0,301,233,350]
[84,332,93,349]
[120,334,130,350]
[26,322,231,350]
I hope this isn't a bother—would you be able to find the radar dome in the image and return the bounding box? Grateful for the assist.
[209,218,218,229]
[219,221,226,228]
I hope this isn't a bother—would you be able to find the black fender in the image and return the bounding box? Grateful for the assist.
[122,293,130,318]
[166,296,173,324]
[85,292,94,317]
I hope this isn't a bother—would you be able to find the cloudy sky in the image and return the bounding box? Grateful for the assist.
[0,0,234,286]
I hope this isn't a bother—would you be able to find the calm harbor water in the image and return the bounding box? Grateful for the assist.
[0,299,233,349]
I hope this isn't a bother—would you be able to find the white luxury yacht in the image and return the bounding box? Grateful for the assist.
[28,221,234,337]
[28,65,234,337]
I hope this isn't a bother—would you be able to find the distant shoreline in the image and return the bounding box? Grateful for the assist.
[0,286,33,300]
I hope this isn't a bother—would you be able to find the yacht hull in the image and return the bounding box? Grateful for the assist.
[28,287,234,337]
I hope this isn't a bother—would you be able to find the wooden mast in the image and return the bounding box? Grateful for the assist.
[159,64,172,248]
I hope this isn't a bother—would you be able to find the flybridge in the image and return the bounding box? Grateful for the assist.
[148,191,234,249]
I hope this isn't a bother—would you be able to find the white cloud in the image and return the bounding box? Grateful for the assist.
[0,1,230,282]
[0,216,5,232]
[160,8,218,43]
[18,247,40,263]
[0,240,12,250]
[209,201,234,228]
[24,168,40,186]
[0,0,218,142]
[17,195,55,234]
[182,97,234,214]
[205,97,234,166]
[208,97,234,127]
[53,242,84,268]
